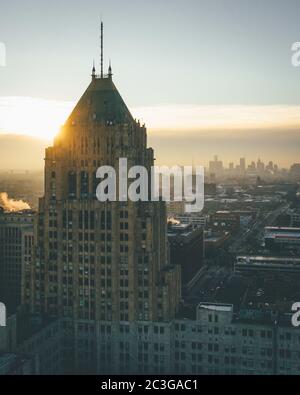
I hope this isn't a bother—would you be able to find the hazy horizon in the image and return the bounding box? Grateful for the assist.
[1,0,300,170]
[0,128,298,171]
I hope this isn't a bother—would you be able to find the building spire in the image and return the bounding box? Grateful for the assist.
[100,20,104,78]
[91,59,96,79]
[108,59,112,78]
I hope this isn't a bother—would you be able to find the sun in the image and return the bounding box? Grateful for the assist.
[0,96,74,140]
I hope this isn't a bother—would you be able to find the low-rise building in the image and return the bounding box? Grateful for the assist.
[235,256,300,275]
[265,226,300,251]
[209,211,240,234]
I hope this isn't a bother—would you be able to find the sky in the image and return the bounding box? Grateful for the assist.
[0,0,300,168]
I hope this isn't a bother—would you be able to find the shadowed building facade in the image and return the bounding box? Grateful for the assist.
[0,210,34,315]
[28,54,180,323]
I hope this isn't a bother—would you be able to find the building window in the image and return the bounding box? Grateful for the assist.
[68,171,77,199]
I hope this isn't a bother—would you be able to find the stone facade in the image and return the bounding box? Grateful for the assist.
[0,210,34,314]
[28,71,180,323]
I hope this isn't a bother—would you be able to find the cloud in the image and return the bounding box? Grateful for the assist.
[0,97,299,168]
[1,97,300,140]
[133,104,300,135]
[0,96,74,139]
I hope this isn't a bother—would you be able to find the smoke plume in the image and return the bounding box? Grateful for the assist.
[0,192,31,212]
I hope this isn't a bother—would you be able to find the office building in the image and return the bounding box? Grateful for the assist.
[0,210,35,314]
[28,28,180,323]
[168,223,204,287]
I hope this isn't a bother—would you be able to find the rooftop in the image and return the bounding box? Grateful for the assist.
[168,223,202,240]
[237,255,300,263]
[185,266,300,316]
[198,302,233,312]
[265,226,300,238]
[65,75,135,127]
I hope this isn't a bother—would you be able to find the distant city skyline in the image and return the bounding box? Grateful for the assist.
[0,132,296,172]
[1,0,300,168]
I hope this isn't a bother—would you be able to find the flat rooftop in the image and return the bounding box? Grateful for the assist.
[237,256,300,264]
[266,227,300,231]
[185,266,300,314]
[198,302,233,312]
[168,223,202,239]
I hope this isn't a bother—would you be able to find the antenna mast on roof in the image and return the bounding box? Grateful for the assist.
[100,20,104,78]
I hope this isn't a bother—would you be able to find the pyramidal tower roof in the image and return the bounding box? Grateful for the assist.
[66,22,134,126]
[66,75,134,125]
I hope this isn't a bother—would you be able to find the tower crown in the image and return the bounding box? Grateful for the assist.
[65,22,131,126]
[66,73,133,126]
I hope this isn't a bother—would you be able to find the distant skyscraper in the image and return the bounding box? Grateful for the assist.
[28,27,180,323]
[257,158,265,173]
[209,155,223,177]
[266,161,274,172]
[240,158,246,173]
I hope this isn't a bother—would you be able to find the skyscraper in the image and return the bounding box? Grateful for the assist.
[239,157,246,174]
[28,25,181,323]
[209,155,223,178]
[257,158,265,173]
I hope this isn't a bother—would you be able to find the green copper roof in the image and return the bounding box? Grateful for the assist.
[66,76,134,125]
